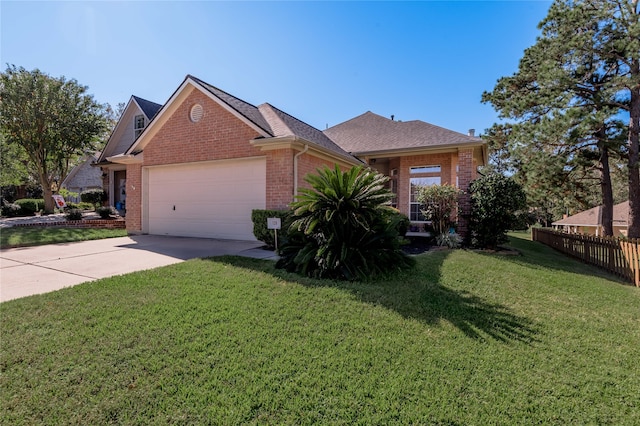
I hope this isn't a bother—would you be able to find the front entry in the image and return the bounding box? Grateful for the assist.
[113,170,127,216]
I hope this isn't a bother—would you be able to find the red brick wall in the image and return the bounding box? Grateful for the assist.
[126,163,142,233]
[143,88,264,166]
[457,148,474,238]
[266,148,295,210]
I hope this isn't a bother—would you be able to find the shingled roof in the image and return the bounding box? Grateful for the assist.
[132,96,162,121]
[324,111,482,155]
[257,103,354,160]
[190,75,273,135]
[189,76,356,161]
[552,201,630,227]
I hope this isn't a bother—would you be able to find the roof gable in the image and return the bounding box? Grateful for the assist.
[124,75,360,164]
[98,95,160,162]
[132,96,162,121]
[324,111,483,155]
[126,75,272,155]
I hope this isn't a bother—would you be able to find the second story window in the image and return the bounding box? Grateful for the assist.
[134,115,145,138]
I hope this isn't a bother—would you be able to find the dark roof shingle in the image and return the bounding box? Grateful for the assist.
[132,96,162,120]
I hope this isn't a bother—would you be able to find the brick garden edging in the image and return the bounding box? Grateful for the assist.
[12,219,126,230]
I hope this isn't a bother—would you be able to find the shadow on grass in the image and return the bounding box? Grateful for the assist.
[206,252,539,344]
[499,233,628,286]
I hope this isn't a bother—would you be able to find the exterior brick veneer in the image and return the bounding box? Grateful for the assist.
[12,219,126,229]
[456,148,475,238]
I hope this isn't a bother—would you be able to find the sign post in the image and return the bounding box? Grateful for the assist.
[52,194,67,209]
[267,217,282,253]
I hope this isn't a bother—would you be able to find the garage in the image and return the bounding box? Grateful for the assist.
[145,157,266,241]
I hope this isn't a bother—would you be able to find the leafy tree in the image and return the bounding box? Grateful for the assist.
[0,134,31,188]
[469,174,527,249]
[482,0,640,237]
[276,165,414,280]
[0,65,108,213]
[416,184,461,236]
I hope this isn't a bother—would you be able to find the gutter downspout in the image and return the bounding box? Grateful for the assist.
[293,144,309,198]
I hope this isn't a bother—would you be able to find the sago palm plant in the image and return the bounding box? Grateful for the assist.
[276,165,414,280]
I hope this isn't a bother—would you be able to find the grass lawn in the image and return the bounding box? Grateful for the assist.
[1,233,639,424]
[0,227,127,249]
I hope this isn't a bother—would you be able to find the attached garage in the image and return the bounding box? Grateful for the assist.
[144,157,266,241]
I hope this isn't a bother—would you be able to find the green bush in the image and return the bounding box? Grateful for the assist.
[96,206,117,219]
[468,173,526,249]
[394,211,411,237]
[65,209,83,221]
[417,184,462,235]
[80,189,106,209]
[78,202,94,210]
[14,199,45,216]
[1,202,21,217]
[276,165,415,280]
[251,209,291,249]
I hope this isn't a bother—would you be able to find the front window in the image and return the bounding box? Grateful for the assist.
[409,164,442,221]
[134,115,145,138]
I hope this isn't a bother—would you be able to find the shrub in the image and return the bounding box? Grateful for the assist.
[251,209,291,249]
[436,232,463,249]
[80,189,106,209]
[59,188,79,201]
[65,209,83,221]
[78,202,94,210]
[96,206,117,219]
[1,202,21,217]
[468,173,526,249]
[417,184,462,235]
[14,199,45,216]
[276,165,415,280]
[394,211,411,237]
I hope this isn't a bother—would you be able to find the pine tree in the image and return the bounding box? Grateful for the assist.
[482,0,639,237]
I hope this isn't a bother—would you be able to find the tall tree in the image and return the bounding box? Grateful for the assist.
[482,0,639,237]
[0,65,108,213]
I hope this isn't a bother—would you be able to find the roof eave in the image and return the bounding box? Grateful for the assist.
[106,153,143,165]
[251,136,362,166]
[351,141,486,158]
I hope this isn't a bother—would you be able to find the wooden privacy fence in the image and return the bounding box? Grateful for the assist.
[531,228,640,287]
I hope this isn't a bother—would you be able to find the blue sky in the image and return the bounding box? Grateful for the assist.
[1,1,552,135]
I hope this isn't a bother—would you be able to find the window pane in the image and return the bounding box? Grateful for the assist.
[410,165,441,174]
[134,115,145,129]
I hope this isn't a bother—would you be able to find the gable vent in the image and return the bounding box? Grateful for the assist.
[190,104,204,123]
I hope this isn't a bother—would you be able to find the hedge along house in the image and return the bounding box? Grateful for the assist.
[324,112,486,235]
[95,96,163,216]
[105,75,361,241]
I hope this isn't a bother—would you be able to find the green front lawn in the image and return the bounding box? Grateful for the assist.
[1,234,639,424]
[0,227,127,249]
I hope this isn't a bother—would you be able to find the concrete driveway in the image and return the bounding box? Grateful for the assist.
[0,235,277,303]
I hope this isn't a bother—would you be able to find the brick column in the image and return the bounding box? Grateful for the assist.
[457,148,474,239]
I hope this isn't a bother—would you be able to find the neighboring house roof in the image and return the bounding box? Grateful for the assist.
[124,75,359,164]
[552,201,630,227]
[61,152,102,188]
[324,111,483,155]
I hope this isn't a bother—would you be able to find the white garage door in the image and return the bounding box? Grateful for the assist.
[146,158,266,240]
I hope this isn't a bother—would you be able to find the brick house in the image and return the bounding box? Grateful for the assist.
[96,96,162,215]
[101,75,486,241]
